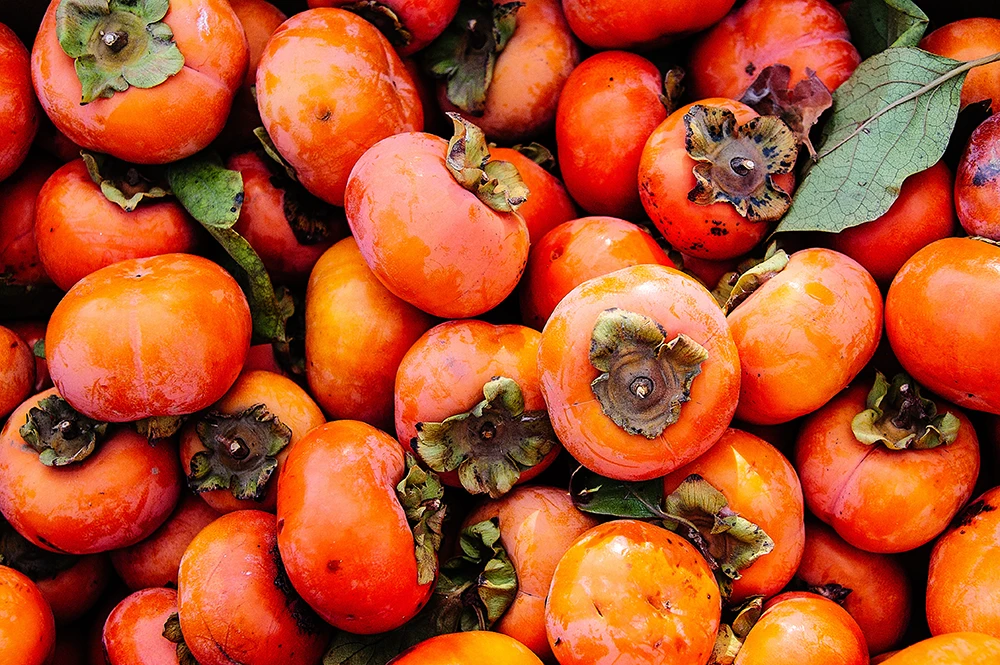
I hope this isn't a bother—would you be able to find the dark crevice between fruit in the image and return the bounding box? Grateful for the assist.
[162,612,199,665]
[709,596,764,665]
[0,519,77,581]
[271,543,326,635]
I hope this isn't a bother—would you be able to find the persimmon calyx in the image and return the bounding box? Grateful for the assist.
[0,519,77,581]
[512,141,556,172]
[802,582,853,604]
[135,415,185,440]
[19,395,109,467]
[590,308,708,439]
[684,104,797,221]
[343,1,412,48]
[851,372,961,450]
[81,152,171,212]
[414,376,556,499]
[397,453,447,586]
[56,0,184,104]
[713,244,789,314]
[445,114,529,212]
[162,613,198,665]
[187,404,291,501]
[708,596,764,665]
[660,66,686,115]
[434,518,518,632]
[424,0,522,114]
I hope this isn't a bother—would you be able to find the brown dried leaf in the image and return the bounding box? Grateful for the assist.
[740,64,832,158]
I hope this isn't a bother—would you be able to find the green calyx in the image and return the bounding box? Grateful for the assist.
[56,0,185,104]
[445,114,529,212]
[162,613,199,665]
[187,404,291,501]
[590,308,708,439]
[414,377,557,499]
[0,519,77,581]
[19,395,109,467]
[511,142,555,172]
[713,244,790,314]
[851,372,961,450]
[709,596,764,665]
[396,453,447,586]
[423,0,522,114]
[342,1,412,48]
[81,152,170,212]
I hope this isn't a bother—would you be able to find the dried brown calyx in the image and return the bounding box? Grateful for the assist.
[709,596,764,664]
[445,114,529,212]
[739,64,833,159]
[19,395,109,467]
[852,372,961,450]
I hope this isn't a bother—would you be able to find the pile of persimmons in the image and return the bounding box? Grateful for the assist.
[2,0,1000,663]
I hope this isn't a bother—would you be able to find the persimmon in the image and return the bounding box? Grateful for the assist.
[795,521,911,653]
[276,420,444,633]
[46,253,252,422]
[391,632,543,665]
[345,117,529,318]
[561,0,735,50]
[830,162,956,283]
[178,510,330,665]
[32,0,249,164]
[688,0,860,100]
[490,146,576,243]
[110,493,219,591]
[556,51,668,218]
[256,7,422,206]
[307,0,460,56]
[0,389,181,554]
[680,253,740,291]
[795,376,980,553]
[179,370,325,513]
[7,321,51,393]
[306,237,435,430]
[886,237,1000,414]
[0,325,34,419]
[520,216,674,330]
[926,486,1000,638]
[242,343,285,376]
[0,22,38,183]
[727,248,882,425]
[955,113,1000,239]
[103,587,181,665]
[546,519,721,665]
[879,633,1000,664]
[0,566,55,665]
[537,264,740,481]
[0,156,57,285]
[921,18,1000,111]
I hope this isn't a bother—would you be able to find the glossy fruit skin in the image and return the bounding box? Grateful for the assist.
[103,587,180,665]
[35,554,111,624]
[490,147,577,243]
[346,132,529,318]
[926,486,1000,638]
[921,19,1000,111]
[689,0,860,100]
[306,237,434,430]
[257,8,422,206]
[520,216,674,330]
[796,521,911,653]
[46,254,252,422]
[0,325,34,418]
[180,370,325,513]
[664,428,805,602]
[391,632,543,665]
[111,493,219,591]
[0,390,182,554]
[464,486,598,660]
[0,566,55,665]
[556,52,668,218]
[538,264,741,481]
[32,0,248,164]
[879,633,1000,664]
[735,592,868,665]
[0,23,39,183]
[562,0,735,49]
[796,384,980,553]
[307,0,460,56]
[0,156,57,284]
[955,114,1000,239]
[886,237,1000,413]
[546,519,720,665]
[8,321,51,393]
[276,420,432,633]
[729,248,882,425]
[639,98,797,260]
[35,159,201,291]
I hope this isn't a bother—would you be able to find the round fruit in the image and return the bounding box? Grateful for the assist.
[306,0,461,56]
[0,566,55,665]
[103,588,181,665]
[0,325,35,418]
[561,0,736,50]
[878,633,1000,664]
[489,146,576,243]
[0,156,57,284]
[0,22,39,183]
[955,113,1000,239]
[391,632,543,665]
[921,18,1000,111]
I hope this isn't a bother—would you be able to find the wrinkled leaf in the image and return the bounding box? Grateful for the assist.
[739,65,833,157]
[846,0,929,58]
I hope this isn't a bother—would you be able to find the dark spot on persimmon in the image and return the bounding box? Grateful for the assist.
[277,517,284,533]
[318,109,332,122]
[326,559,340,572]
[745,62,756,76]
[956,499,996,526]
[972,159,1000,186]
[554,638,562,646]
[550,247,564,261]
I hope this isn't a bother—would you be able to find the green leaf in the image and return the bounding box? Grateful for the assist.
[570,465,665,519]
[32,340,45,360]
[846,0,929,58]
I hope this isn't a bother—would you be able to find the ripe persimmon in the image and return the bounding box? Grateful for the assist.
[307,0,460,56]
[0,156,57,285]
[0,22,38,183]
[921,18,1000,111]
[955,113,1000,239]
[0,325,34,419]
[0,566,55,665]
[878,633,1000,664]
[490,146,576,243]
[7,321,51,393]
[561,0,736,50]
[103,587,181,665]
[391,632,543,665]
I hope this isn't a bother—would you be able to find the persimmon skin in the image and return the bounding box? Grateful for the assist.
[688,0,860,100]
[0,566,55,665]
[796,522,911,653]
[0,325,34,419]
[256,8,422,206]
[35,554,111,623]
[0,23,38,183]
[464,486,598,660]
[663,428,805,602]
[345,132,529,319]
[391,632,543,665]
[180,370,325,513]
[556,52,667,218]
[728,248,882,425]
[538,264,741,481]
[276,421,433,634]
[8,321,51,393]
[35,159,200,291]
[490,147,577,243]
[921,19,1000,111]
[735,592,868,665]
[546,519,721,665]
[307,0,460,56]
[520,216,674,330]
[0,390,182,554]
[561,0,735,50]
[32,0,248,164]
[830,162,956,283]
[795,384,980,553]
[879,633,1000,664]
[46,254,252,422]
[639,99,797,260]
[103,588,181,665]
[926,486,1000,638]
[886,237,1000,414]
[955,114,1000,239]
[178,510,330,665]
[0,156,57,284]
